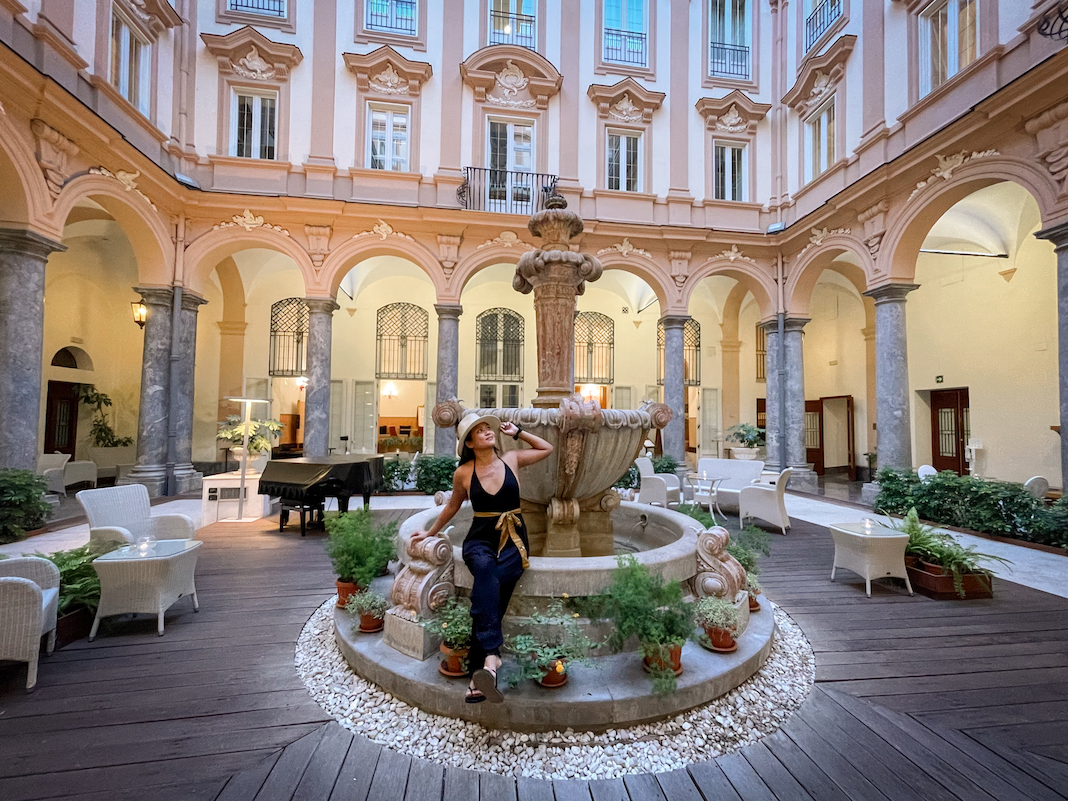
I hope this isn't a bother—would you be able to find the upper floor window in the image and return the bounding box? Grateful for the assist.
[805,96,835,182]
[709,0,750,79]
[110,10,150,115]
[657,319,701,386]
[920,0,977,97]
[377,303,428,379]
[368,104,409,171]
[607,130,641,192]
[269,299,309,377]
[232,89,277,160]
[476,308,525,382]
[713,141,746,201]
[367,0,418,36]
[604,0,647,67]
[805,0,842,52]
[575,311,615,385]
[490,0,536,50]
[227,0,286,18]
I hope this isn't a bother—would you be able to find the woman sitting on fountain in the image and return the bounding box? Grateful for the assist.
[412,413,553,703]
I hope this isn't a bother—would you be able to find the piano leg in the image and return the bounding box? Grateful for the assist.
[279,509,289,532]
[338,495,350,515]
[299,507,307,537]
[362,490,371,509]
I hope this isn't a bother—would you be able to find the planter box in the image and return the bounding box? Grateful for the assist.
[906,565,993,600]
[55,607,94,650]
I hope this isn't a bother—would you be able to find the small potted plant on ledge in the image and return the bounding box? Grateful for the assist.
[505,597,599,689]
[425,596,473,677]
[726,423,765,460]
[216,415,284,473]
[694,596,741,653]
[324,509,397,608]
[746,574,762,612]
[346,589,389,633]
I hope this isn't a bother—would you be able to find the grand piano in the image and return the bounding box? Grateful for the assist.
[257,454,385,535]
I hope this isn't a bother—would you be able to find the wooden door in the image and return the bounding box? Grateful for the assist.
[845,396,856,481]
[44,381,80,456]
[805,399,824,475]
[931,388,970,474]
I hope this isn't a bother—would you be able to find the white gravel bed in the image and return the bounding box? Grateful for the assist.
[295,599,814,780]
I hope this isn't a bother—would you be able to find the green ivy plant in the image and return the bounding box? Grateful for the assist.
[0,469,52,543]
[77,386,134,448]
[216,416,284,455]
[424,596,473,650]
[414,455,458,495]
[323,509,397,586]
[726,423,765,448]
[504,597,600,687]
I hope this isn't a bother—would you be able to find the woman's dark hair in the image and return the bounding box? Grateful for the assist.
[458,423,502,465]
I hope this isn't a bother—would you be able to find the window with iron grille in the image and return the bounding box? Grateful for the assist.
[476,308,524,382]
[377,303,428,379]
[574,311,615,384]
[657,318,701,386]
[269,298,309,377]
[228,0,286,17]
[755,324,766,382]
[367,0,418,35]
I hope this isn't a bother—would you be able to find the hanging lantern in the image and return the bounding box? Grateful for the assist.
[131,301,147,329]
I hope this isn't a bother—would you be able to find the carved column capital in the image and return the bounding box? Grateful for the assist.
[304,297,340,315]
[863,283,919,305]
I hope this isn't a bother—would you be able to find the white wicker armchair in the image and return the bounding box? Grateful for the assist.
[739,467,794,535]
[76,484,196,547]
[36,453,71,495]
[0,557,60,690]
[635,457,681,507]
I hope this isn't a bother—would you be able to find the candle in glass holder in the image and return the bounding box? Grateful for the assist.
[861,517,874,535]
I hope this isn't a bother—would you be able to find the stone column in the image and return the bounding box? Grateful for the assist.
[783,317,818,492]
[660,315,688,466]
[864,283,919,474]
[760,321,782,471]
[434,304,462,457]
[303,298,339,458]
[1037,222,1068,489]
[0,230,64,471]
[862,322,877,478]
[124,287,174,497]
[172,292,207,494]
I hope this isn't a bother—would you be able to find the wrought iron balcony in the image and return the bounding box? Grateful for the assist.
[228,0,286,17]
[458,168,558,215]
[709,42,750,79]
[603,28,648,67]
[805,0,842,51]
[489,10,537,50]
[367,0,417,35]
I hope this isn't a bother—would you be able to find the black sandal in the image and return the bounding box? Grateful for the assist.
[465,683,486,704]
[472,668,503,704]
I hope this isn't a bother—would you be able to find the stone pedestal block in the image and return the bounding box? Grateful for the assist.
[787,468,819,494]
[383,611,441,661]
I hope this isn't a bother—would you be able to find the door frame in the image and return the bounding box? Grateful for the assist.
[44,380,81,457]
[930,387,970,475]
[819,394,856,481]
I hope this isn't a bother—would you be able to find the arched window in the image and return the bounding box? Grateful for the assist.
[476,308,524,381]
[574,311,614,384]
[270,298,309,377]
[657,318,701,386]
[377,302,429,379]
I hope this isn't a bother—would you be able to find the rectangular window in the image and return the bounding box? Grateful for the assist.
[919,0,977,97]
[110,11,150,115]
[805,0,843,51]
[367,0,418,35]
[709,0,750,79]
[755,324,766,382]
[806,97,835,182]
[368,105,409,171]
[607,130,641,192]
[490,0,536,49]
[713,141,746,201]
[227,0,286,17]
[232,90,278,160]
[604,0,647,66]
[486,118,535,211]
[479,384,497,409]
[478,384,521,408]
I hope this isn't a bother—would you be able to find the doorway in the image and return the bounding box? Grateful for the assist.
[819,395,856,481]
[45,381,80,456]
[805,400,824,475]
[930,387,970,474]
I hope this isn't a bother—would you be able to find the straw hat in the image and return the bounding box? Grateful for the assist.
[455,412,501,458]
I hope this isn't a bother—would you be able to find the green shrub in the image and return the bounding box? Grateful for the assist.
[726,423,765,447]
[324,509,397,586]
[734,524,772,557]
[504,597,600,686]
[38,542,119,614]
[0,469,52,543]
[424,595,473,650]
[674,511,770,575]
[77,385,135,447]
[613,464,639,490]
[693,596,740,634]
[872,467,919,515]
[651,455,681,474]
[414,455,458,494]
[382,457,412,492]
[345,589,390,618]
[676,503,715,529]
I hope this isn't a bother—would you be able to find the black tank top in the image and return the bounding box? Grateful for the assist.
[466,458,527,547]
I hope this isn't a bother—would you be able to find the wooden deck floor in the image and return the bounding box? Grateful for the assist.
[1,511,1067,801]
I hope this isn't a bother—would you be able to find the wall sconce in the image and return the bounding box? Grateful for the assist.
[382,382,399,398]
[131,301,147,329]
[297,377,308,390]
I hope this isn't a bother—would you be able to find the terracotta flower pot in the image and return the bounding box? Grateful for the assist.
[358,612,384,633]
[536,659,568,688]
[438,642,469,677]
[336,580,361,608]
[921,560,947,576]
[748,593,761,612]
[904,555,920,569]
[704,625,738,653]
[642,643,683,676]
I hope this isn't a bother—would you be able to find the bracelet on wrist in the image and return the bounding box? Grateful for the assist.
[512,425,524,440]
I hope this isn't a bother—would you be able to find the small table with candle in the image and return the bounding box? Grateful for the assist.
[685,473,727,522]
[828,520,913,598]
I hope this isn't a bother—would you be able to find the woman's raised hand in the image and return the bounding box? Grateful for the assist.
[500,421,518,438]
[410,529,432,543]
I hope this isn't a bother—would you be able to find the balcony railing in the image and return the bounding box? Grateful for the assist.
[458,168,558,215]
[805,0,842,51]
[603,28,647,67]
[489,10,537,50]
[709,42,750,79]
[228,0,286,17]
[367,0,417,35]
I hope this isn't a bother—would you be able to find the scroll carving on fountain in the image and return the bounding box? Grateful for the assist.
[694,526,748,603]
[388,534,456,621]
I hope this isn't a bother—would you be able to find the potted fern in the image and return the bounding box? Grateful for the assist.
[345,589,389,633]
[424,596,473,677]
[216,415,284,472]
[726,423,765,460]
[694,596,741,652]
[323,510,397,608]
[505,597,599,689]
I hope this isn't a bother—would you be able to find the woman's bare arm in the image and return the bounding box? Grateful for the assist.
[500,422,554,469]
[411,468,468,541]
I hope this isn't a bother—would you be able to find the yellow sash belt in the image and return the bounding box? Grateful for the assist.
[472,508,528,568]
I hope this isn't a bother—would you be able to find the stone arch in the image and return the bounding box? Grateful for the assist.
[52,174,173,285]
[449,244,524,301]
[785,233,874,317]
[595,252,673,313]
[880,156,1060,284]
[320,235,444,300]
[50,345,94,370]
[684,258,777,320]
[184,225,316,297]
[0,112,54,235]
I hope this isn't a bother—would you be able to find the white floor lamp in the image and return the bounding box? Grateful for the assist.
[226,396,272,522]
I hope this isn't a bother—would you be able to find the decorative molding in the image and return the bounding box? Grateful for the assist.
[31,120,78,198]
[213,209,289,234]
[478,231,532,250]
[695,91,772,134]
[587,77,665,123]
[798,225,851,256]
[87,166,157,210]
[608,94,643,123]
[304,225,331,269]
[369,64,406,94]
[461,45,562,110]
[714,244,757,265]
[437,234,461,276]
[201,26,303,81]
[858,200,889,256]
[783,35,856,116]
[999,268,1017,283]
[231,46,275,81]
[597,238,650,258]
[669,251,691,288]
[694,526,747,601]
[353,219,414,241]
[388,534,456,621]
[1025,100,1068,192]
[343,46,433,97]
[907,150,1000,202]
[116,0,183,37]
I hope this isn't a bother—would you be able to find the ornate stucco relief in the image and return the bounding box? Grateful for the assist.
[88,166,158,210]
[596,238,650,258]
[305,224,332,269]
[907,150,1000,202]
[32,119,78,198]
[214,209,290,234]
[714,244,757,265]
[353,219,414,241]
[478,231,533,250]
[231,46,276,80]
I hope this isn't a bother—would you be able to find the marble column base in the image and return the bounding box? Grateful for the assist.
[786,468,818,494]
[860,482,881,506]
[173,466,204,495]
[120,466,167,498]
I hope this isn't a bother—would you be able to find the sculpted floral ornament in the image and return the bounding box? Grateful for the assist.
[715,244,756,265]
[715,105,747,134]
[477,231,533,250]
[232,46,276,81]
[608,94,643,123]
[353,219,414,241]
[88,166,158,210]
[486,60,537,108]
[369,64,407,94]
[597,238,650,258]
[214,209,290,235]
[908,150,1000,202]
[798,225,851,256]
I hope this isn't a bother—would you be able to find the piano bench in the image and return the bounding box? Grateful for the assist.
[279,501,325,536]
